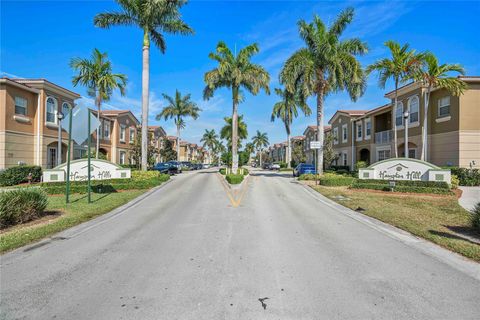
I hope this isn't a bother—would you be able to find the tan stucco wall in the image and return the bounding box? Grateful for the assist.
[459,83,480,131]
[428,131,459,167]
[459,130,480,168]
[1,131,36,168]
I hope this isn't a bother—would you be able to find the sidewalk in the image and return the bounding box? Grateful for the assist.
[459,186,480,212]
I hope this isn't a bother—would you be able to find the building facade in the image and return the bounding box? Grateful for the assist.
[303,125,331,165]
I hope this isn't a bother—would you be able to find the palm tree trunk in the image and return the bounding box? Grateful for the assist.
[316,88,325,175]
[258,149,262,167]
[141,31,150,171]
[393,79,399,158]
[421,86,431,161]
[287,133,291,168]
[231,86,239,174]
[176,124,180,161]
[95,94,101,159]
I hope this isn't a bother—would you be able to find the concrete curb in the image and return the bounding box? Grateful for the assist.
[217,172,250,191]
[2,178,174,257]
[295,180,480,281]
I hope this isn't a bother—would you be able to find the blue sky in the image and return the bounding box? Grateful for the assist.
[2,0,479,146]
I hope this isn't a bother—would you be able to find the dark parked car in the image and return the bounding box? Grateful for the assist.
[166,161,182,173]
[262,163,272,170]
[293,163,316,177]
[153,162,179,175]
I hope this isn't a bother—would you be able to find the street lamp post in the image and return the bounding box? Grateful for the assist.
[403,111,409,158]
[57,111,65,166]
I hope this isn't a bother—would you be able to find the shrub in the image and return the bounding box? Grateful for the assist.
[350,180,453,195]
[0,165,42,186]
[219,168,226,175]
[280,168,293,172]
[354,161,368,171]
[451,174,460,190]
[330,165,350,172]
[353,179,450,189]
[298,174,319,181]
[278,162,287,169]
[225,174,244,184]
[446,167,480,186]
[472,202,480,234]
[131,170,162,180]
[319,173,355,186]
[0,188,48,228]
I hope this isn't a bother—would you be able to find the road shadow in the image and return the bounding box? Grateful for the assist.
[428,229,480,245]
[251,171,293,179]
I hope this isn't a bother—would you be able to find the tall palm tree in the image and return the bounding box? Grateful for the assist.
[280,8,367,174]
[94,0,193,170]
[200,129,219,162]
[413,53,466,161]
[204,41,270,173]
[70,48,127,159]
[271,87,311,168]
[252,130,269,167]
[366,41,424,157]
[244,142,255,162]
[220,115,248,149]
[156,90,201,161]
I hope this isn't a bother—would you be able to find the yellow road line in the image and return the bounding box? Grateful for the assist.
[215,173,250,208]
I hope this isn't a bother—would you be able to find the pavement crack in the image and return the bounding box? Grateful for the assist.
[258,297,269,310]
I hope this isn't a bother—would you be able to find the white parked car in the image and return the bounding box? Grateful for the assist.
[271,163,281,170]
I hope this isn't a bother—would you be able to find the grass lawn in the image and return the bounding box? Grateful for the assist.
[0,190,145,254]
[310,185,480,262]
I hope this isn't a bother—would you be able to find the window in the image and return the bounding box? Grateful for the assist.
[103,120,110,139]
[438,96,450,118]
[342,153,348,166]
[333,127,339,145]
[356,122,362,140]
[15,96,27,115]
[395,102,404,126]
[365,118,371,139]
[408,96,419,123]
[342,124,348,143]
[62,102,71,117]
[120,125,126,142]
[129,128,135,143]
[377,149,391,161]
[46,97,57,123]
[119,151,126,165]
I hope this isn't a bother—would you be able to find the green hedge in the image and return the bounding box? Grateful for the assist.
[353,179,450,189]
[225,174,244,184]
[472,203,480,234]
[40,173,170,195]
[219,168,226,175]
[447,167,480,186]
[0,165,42,186]
[298,174,319,181]
[0,188,48,228]
[319,174,355,186]
[350,181,453,195]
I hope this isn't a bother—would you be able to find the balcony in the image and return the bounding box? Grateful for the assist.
[374,130,393,144]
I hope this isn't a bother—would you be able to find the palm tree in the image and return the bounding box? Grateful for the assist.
[70,48,127,159]
[252,130,269,167]
[271,87,311,168]
[413,53,466,161]
[156,90,201,161]
[220,115,248,149]
[280,8,367,174]
[244,142,255,164]
[94,0,193,170]
[204,41,270,173]
[366,41,424,157]
[200,129,219,162]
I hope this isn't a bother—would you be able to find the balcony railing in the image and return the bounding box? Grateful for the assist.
[374,130,393,144]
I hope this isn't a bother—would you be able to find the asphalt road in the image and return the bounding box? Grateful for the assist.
[1,169,479,319]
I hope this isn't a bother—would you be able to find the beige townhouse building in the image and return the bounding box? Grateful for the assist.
[303,125,331,164]
[148,125,167,163]
[327,76,480,169]
[0,77,80,169]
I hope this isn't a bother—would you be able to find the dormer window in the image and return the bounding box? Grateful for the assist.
[46,97,57,123]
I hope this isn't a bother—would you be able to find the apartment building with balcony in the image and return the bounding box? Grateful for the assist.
[327,76,480,169]
[0,77,80,169]
[303,125,331,164]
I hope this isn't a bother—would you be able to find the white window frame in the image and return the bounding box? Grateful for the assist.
[376,146,391,162]
[364,118,371,140]
[129,127,135,144]
[103,120,110,140]
[408,95,420,124]
[62,102,71,117]
[46,96,58,124]
[356,122,363,141]
[438,96,451,118]
[342,152,348,166]
[14,96,27,116]
[342,124,348,143]
[333,127,339,145]
[395,101,404,127]
[119,151,126,165]
[120,125,126,142]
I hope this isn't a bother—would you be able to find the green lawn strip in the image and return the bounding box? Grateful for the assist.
[311,185,480,262]
[0,190,145,254]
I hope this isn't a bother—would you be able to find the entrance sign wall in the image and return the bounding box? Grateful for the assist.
[43,159,131,182]
[359,158,451,184]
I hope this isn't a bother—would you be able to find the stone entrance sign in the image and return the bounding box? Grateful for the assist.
[43,159,131,183]
[359,158,451,184]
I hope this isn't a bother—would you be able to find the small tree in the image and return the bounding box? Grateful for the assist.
[160,139,177,162]
[322,133,336,169]
[291,143,306,167]
[132,131,157,168]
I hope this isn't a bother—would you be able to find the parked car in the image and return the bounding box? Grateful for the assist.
[293,163,316,177]
[166,161,182,173]
[153,162,179,175]
[180,161,192,170]
[203,164,211,169]
[271,163,281,170]
[262,163,272,170]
